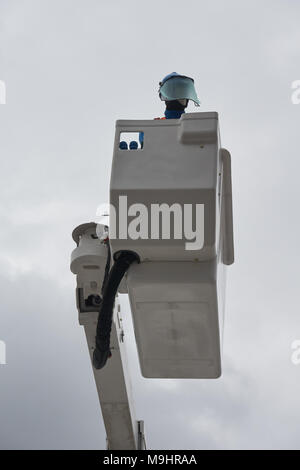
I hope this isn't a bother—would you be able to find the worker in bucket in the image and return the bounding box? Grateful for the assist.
[156,72,201,120]
[119,72,201,150]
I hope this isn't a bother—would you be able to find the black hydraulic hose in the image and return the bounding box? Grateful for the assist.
[93,250,139,370]
[101,241,111,296]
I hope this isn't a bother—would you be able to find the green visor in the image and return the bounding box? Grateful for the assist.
[159,76,200,106]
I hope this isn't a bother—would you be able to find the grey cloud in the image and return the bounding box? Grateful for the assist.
[0,0,300,449]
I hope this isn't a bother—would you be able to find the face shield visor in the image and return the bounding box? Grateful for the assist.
[159,76,200,106]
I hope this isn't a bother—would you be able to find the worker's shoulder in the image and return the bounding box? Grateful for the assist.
[154,117,166,120]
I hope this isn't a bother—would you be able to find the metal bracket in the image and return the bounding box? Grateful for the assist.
[137,420,146,450]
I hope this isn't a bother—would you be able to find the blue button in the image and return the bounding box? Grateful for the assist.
[129,141,138,150]
[119,141,128,150]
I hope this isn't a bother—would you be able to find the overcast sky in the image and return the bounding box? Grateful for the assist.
[0,0,300,450]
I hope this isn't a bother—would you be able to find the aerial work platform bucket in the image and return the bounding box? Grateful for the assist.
[109,112,234,379]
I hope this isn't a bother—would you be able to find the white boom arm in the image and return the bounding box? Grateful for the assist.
[70,223,145,450]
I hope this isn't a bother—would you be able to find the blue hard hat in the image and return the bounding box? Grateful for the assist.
[160,72,182,86]
[159,72,201,106]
